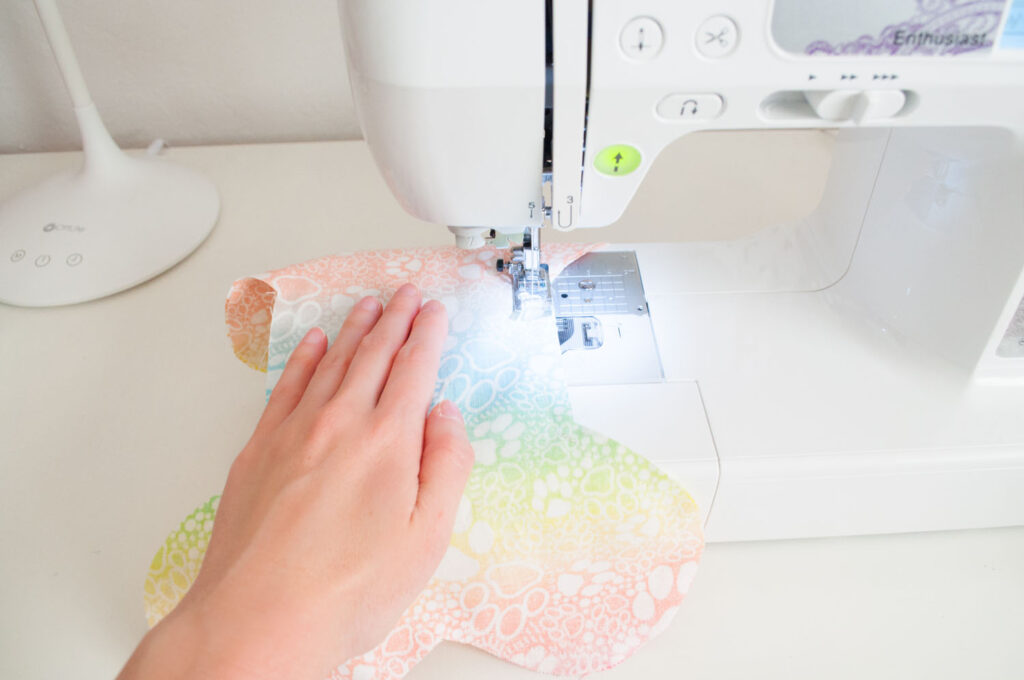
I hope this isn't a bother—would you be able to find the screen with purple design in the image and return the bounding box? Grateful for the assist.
[772,0,1010,57]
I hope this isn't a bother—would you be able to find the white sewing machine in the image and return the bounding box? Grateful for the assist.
[338,0,1024,541]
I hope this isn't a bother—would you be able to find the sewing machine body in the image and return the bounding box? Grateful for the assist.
[339,0,1024,540]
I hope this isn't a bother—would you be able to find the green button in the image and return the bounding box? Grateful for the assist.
[594,144,641,176]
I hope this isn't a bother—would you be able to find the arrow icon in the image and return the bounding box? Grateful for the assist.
[598,146,639,176]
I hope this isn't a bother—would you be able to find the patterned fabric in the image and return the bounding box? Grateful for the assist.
[145,245,703,678]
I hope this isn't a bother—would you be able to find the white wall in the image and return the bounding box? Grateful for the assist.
[0,0,359,153]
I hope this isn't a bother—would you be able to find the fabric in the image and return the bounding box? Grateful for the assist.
[144,245,703,678]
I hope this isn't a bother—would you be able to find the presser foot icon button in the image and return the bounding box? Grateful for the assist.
[10,249,26,263]
[594,145,642,176]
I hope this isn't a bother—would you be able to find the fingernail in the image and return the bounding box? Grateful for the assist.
[437,400,462,422]
[421,299,444,314]
[356,296,380,312]
[395,283,419,298]
[301,326,325,344]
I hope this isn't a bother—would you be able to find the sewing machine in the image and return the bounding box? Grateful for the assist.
[338,0,1024,541]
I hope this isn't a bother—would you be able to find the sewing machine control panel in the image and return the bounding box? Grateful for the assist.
[580,0,1024,226]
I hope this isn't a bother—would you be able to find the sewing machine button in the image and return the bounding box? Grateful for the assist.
[594,145,642,176]
[34,254,51,268]
[10,249,25,263]
[620,17,663,60]
[695,15,739,58]
[66,253,83,267]
[656,94,724,121]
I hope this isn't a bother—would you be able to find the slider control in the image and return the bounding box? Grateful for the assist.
[804,89,907,123]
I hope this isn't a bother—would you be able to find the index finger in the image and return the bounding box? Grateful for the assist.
[375,299,449,418]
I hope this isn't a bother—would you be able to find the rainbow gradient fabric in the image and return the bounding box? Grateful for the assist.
[144,244,703,678]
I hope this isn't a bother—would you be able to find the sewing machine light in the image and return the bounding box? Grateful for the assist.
[0,0,219,308]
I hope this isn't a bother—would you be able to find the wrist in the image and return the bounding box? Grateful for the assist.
[180,583,359,680]
[118,604,206,680]
[120,600,277,680]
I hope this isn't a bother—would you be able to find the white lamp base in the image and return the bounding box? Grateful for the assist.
[0,129,219,307]
[2,1,221,308]
[0,156,219,307]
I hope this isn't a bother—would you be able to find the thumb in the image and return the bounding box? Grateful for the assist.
[414,401,474,531]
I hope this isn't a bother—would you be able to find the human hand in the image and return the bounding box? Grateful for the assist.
[120,284,474,680]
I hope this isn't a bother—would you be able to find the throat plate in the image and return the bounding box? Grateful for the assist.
[553,251,664,385]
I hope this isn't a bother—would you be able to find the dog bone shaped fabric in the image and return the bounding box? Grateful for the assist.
[144,244,703,678]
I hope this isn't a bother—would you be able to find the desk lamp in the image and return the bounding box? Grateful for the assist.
[0,0,219,307]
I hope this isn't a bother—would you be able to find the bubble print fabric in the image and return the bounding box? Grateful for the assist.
[144,244,703,678]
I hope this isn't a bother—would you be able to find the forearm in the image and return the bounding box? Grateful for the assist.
[119,593,360,680]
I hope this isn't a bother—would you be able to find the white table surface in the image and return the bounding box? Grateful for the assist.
[1,140,1022,679]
